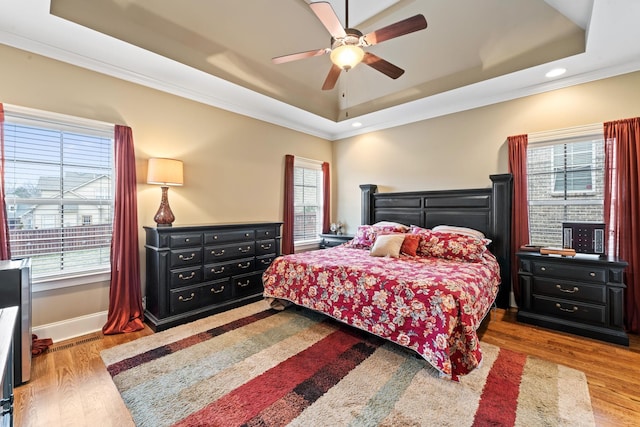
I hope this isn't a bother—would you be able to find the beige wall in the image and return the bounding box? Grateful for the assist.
[334,71,640,233]
[0,44,331,327]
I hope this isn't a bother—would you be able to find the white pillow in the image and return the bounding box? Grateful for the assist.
[370,234,405,258]
[372,221,410,232]
[432,225,486,239]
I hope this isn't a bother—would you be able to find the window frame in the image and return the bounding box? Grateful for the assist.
[292,157,324,251]
[526,123,605,247]
[2,104,115,291]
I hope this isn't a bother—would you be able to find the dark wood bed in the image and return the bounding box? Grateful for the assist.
[359,173,513,308]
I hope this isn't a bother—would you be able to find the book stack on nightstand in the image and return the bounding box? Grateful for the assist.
[319,233,353,249]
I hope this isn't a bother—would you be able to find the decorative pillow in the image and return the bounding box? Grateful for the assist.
[372,221,410,233]
[400,234,420,256]
[344,225,377,249]
[408,225,437,256]
[370,234,405,258]
[432,225,486,240]
[427,231,489,262]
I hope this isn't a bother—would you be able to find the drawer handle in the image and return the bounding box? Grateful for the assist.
[211,249,225,257]
[213,235,218,240]
[239,246,251,253]
[185,238,190,243]
[245,233,251,237]
[211,267,225,274]
[260,259,271,265]
[589,272,596,277]
[540,267,546,271]
[178,272,196,280]
[556,284,579,293]
[238,262,251,269]
[261,243,272,250]
[237,280,251,287]
[211,286,225,294]
[555,303,578,313]
[179,253,196,261]
[265,231,270,236]
[179,293,195,302]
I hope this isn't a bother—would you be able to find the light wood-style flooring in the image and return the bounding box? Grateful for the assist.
[13,308,640,426]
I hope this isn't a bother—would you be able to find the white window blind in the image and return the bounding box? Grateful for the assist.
[527,125,604,247]
[3,106,114,280]
[293,158,323,243]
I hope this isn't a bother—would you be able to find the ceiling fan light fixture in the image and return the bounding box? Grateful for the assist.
[330,44,364,70]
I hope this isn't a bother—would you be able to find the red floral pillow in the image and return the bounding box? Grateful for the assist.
[408,226,437,256]
[344,225,377,249]
[427,231,489,262]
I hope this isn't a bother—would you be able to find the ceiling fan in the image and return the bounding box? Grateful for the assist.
[272,1,428,90]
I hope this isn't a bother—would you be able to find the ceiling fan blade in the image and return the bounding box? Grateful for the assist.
[310,2,347,39]
[362,52,404,79]
[363,14,427,46]
[272,48,328,64]
[322,64,342,90]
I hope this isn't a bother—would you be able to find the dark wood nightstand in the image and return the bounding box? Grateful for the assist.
[516,251,628,346]
[319,233,354,249]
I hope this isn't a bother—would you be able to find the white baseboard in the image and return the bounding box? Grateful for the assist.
[32,311,108,343]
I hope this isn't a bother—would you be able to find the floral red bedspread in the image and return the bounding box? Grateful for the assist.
[262,246,501,380]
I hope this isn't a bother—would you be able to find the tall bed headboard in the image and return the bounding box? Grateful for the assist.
[360,174,513,308]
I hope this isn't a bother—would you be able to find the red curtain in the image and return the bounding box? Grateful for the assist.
[0,104,10,260]
[281,154,295,255]
[508,134,529,305]
[604,117,640,333]
[103,125,145,334]
[322,161,330,234]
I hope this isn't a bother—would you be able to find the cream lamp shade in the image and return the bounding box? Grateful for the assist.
[147,158,183,227]
[147,158,184,186]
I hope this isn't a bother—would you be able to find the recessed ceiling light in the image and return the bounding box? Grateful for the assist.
[352,122,362,128]
[545,68,566,78]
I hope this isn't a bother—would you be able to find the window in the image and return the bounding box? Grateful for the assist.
[293,158,323,244]
[3,106,114,281]
[527,125,604,247]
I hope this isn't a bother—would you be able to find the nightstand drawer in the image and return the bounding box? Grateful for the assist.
[533,278,606,304]
[532,295,606,326]
[532,261,607,283]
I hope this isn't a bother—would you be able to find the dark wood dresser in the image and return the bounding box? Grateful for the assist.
[517,251,628,345]
[319,233,354,249]
[144,222,282,332]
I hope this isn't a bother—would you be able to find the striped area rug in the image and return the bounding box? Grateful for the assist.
[101,300,595,427]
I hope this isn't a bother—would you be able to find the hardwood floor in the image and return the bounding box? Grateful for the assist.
[13,309,640,426]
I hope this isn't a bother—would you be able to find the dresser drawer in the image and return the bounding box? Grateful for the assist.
[256,239,276,255]
[169,266,203,289]
[532,295,606,326]
[256,227,278,240]
[233,272,263,298]
[256,254,276,271]
[532,261,607,283]
[200,279,233,306]
[204,258,255,281]
[532,278,606,304]
[169,286,202,315]
[169,233,203,248]
[170,247,203,268]
[204,229,254,244]
[204,242,255,263]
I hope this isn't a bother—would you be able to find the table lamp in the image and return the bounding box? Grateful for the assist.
[147,158,183,227]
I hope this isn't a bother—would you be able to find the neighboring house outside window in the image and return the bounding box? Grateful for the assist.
[526,125,604,247]
[293,157,323,249]
[3,106,114,282]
